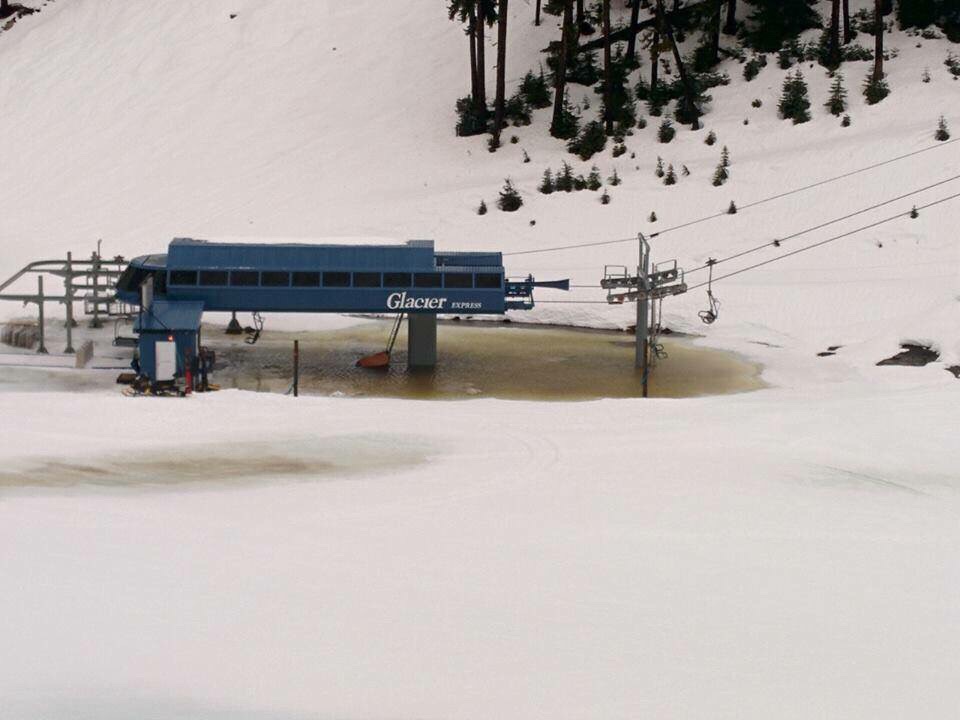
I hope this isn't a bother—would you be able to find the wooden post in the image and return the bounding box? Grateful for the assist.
[293,339,300,397]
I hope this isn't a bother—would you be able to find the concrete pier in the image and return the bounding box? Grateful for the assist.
[407,313,437,369]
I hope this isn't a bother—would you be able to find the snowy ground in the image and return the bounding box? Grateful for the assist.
[1,1,959,718]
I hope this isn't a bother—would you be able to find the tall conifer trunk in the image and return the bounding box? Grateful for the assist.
[535,0,541,26]
[602,0,612,134]
[492,0,509,147]
[551,0,574,136]
[626,0,642,60]
[842,0,851,43]
[476,5,487,121]
[709,0,722,65]
[469,6,479,108]
[873,0,883,81]
[651,0,663,91]
[723,0,737,35]
[828,0,841,67]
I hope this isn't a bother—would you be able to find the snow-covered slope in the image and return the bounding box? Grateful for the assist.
[2,0,959,377]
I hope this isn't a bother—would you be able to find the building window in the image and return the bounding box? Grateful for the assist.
[292,271,321,287]
[199,270,229,286]
[353,272,381,288]
[383,272,412,288]
[169,270,197,286]
[261,271,290,287]
[475,273,502,289]
[413,272,442,288]
[230,271,259,286]
[323,271,351,287]
[444,273,473,289]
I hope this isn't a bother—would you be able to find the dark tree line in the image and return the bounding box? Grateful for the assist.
[450,0,954,145]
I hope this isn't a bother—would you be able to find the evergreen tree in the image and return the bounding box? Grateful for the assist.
[477,199,488,215]
[705,130,718,145]
[497,179,523,211]
[743,0,821,52]
[862,71,889,105]
[910,205,919,219]
[682,165,691,176]
[936,115,950,141]
[712,163,728,186]
[655,156,665,177]
[567,120,607,160]
[587,166,603,190]
[519,68,553,108]
[597,47,636,131]
[600,189,611,204]
[778,70,812,123]
[664,164,678,185]
[721,145,730,167]
[658,119,676,143]
[727,200,738,214]
[608,168,621,186]
[555,161,575,192]
[841,113,851,126]
[648,211,658,222]
[825,73,847,115]
[539,168,556,194]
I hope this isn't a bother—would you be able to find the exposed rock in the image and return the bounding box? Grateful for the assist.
[877,344,939,367]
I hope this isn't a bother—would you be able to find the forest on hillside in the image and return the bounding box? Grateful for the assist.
[449,0,960,163]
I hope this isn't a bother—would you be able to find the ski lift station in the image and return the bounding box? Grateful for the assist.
[116,238,568,385]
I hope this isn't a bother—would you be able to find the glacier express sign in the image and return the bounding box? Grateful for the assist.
[386,291,448,311]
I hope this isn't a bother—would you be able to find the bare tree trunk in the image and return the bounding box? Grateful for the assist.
[551,0,574,136]
[602,0,613,133]
[842,0,851,43]
[709,0,721,65]
[0,0,10,17]
[469,6,479,106]
[626,0,642,60]
[492,0,509,147]
[828,0,841,67]
[664,14,699,128]
[651,0,662,91]
[476,5,488,120]
[535,0,541,26]
[873,0,883,81]
[723,0,737,35]
[576,0,584,33]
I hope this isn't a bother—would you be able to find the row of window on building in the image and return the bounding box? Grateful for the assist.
[167,269,503,290]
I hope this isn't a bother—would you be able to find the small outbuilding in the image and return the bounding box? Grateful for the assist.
[134,300,203,383]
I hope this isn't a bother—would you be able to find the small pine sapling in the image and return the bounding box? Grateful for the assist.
[655,156,665,177]
[751,98,763,108]
[681,165,691,177]
[910,205,919,219]
[587,166,603,191]
[648,211,658,222]
[573,174,587,191]
[841,114,851,127]
[727,200,738,214]
[825,73,847,116]
[922,67,932,83]
[612,143,627,157]
[600,190,611,205]
[862,72,890,105]
[608,168,622,186]
[705,130,717,145]
[721,145,730,167]
[477,200,488,215]
[637,117,648,129]
[663,164,677,185]
[538,168,555,194]
[522,149,531,163]
[658,119,676,143]
[497,179,523,212]
[712,163,728,186]
[936,115,950,141]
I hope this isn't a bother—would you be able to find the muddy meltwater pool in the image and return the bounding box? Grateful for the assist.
[208,320,764,400]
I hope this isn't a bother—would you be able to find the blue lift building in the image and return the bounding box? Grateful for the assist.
[116,238,566,384]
